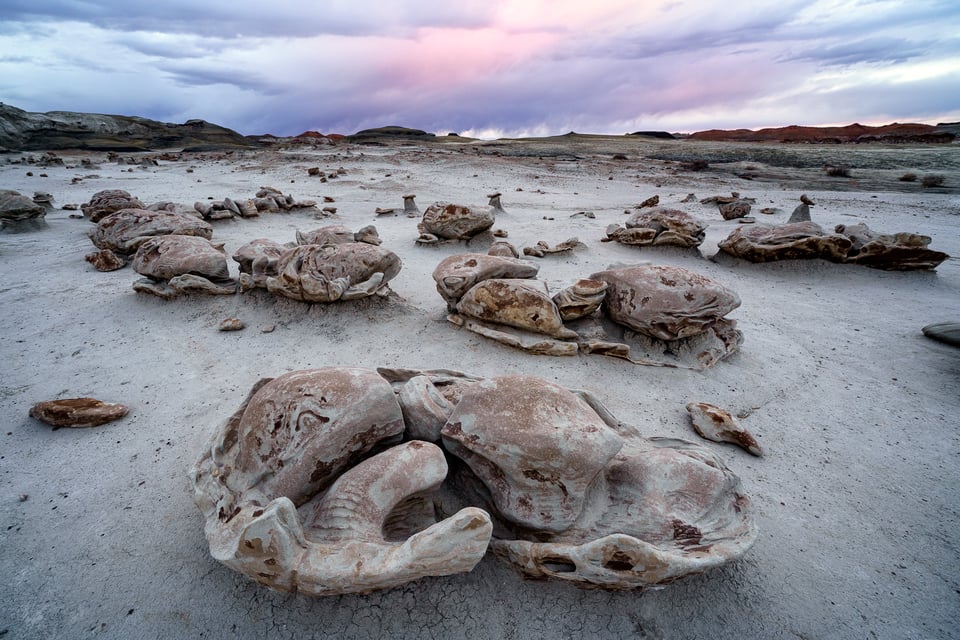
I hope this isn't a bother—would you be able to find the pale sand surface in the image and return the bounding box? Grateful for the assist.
[1,140,959,639]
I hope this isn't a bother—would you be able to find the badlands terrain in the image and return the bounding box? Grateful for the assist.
[1,131,959,639]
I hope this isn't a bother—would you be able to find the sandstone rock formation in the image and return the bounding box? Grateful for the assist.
[81,189,145,222]
[835,223,949,270]
[296,224,381,247]
[522,238,585,257]
[29,398,129,428]
[718,221,949,270]
[717,222,853,263]
[417,196,499,244]
[590,266,741,341]
[191,367,757,595]
[0,189,46,232]
[434,257,743,369]
[87,209,214,270]
[686,402,763,456]
[604,208,706,248]
[432,253,540,310]
[232,238,290,289]
[131,235,237,298]
[264,243,401,302]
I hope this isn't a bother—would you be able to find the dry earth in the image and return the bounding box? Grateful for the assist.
[1,137,959,640]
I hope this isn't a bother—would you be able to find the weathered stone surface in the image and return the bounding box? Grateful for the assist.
[455,279,577,340]
[432,253,539,310]
[296,224,381,247]
[719,200,751,220]
[522,238,585,257]
[788,203,811,223]
[88,209,213,255]
[132,235,232,284]
[265,243,401,302]
[192,367,757,594]
[607,208,705,248]
[552,279,608,321]
[835,222,949,270]
[190,368,492,595]
[84,249,126,271]
[487,241,519,258]
[81,189,145,222]
[492,434,756,589]
[29,398,129,428]
[922,322,960,347]
[717,221,852,263]
[442,376,624,533]
[1,189,47,232]
[219,318,245,331]
[232,238,288,288]
[591,266,741,341]
[686,402,763,456]
[418,202,495,241]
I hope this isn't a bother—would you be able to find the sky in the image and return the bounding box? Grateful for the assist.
[1,1,959,138]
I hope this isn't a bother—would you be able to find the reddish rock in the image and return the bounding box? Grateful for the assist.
[29,398,129,428]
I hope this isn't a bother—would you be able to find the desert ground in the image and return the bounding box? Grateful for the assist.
[1,135,958,640]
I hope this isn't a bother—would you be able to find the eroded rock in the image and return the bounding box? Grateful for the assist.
[265,243,401,302]
[418,202,496,243]
[81,189,145,222]
[605,208,705,248]
[191,368,757,594]
[836,222,949,270]
[233,238,289,289]
[88,209,213,256]
[686,402,763,456]
[432,253,539,310]
[132,235,236,298]
[717,221,852,263]
[30,398,129,428]
[591,266,741,341]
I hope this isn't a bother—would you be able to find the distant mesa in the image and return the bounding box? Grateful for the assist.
[688,122,955,144]
[627,131,676,140]
[347,126,437,143]
[0,103,260,152]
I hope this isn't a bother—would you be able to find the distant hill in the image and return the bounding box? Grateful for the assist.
[346,126,437,143]
[688,122,955,144]
[0,103,261,151]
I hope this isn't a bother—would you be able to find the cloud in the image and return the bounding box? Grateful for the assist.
[0,0,496,38]
[1,0,959,136]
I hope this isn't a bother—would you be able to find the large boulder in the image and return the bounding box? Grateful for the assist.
[418,203,495,243]
[606,208,706,248]
[265,243,401,302]
[717,221,852,263]
[132,235,232,283]
[836,223,949,270]
[432,253,539,310]
[591,265,741,341]
[0,189,46,232]
[88,209,213,255]
[81,189,145,222]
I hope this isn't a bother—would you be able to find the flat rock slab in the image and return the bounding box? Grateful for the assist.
[29,398,130,428]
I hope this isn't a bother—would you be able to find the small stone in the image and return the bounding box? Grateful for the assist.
[686,402,763,456]
[638,195,659,209]
[261,324,276,333]
[29,398,130,428]
[19,494,28,502]
[219,318,245,332]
